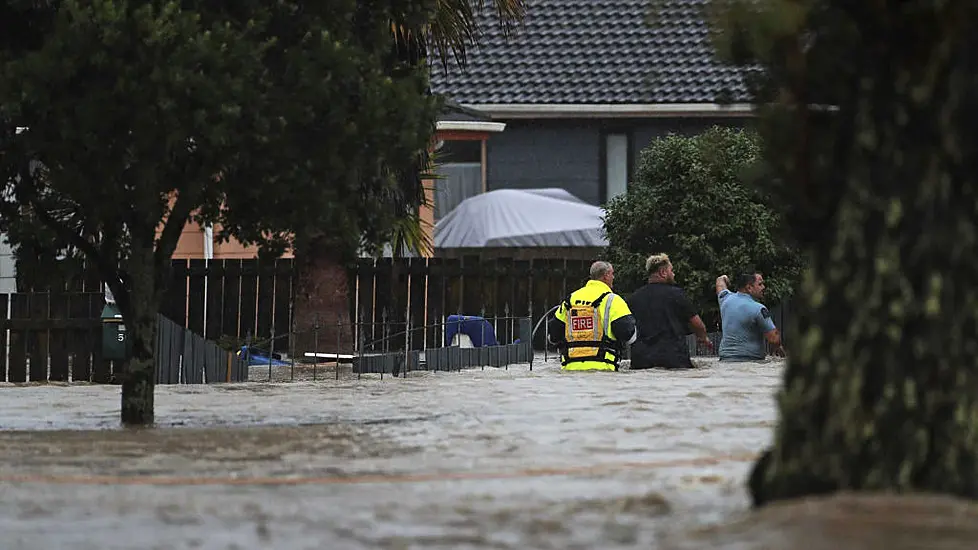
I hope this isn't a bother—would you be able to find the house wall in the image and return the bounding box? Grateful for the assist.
[486,116,749,206]
[486,121,602,203]
[169,220,295,260]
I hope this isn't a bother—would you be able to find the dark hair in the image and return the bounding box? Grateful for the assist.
[734,271,759,290]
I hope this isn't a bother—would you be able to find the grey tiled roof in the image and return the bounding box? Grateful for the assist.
[430,0,748,105]
[437,99,493,122]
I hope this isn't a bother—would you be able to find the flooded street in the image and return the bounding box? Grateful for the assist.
[1,356,976,549]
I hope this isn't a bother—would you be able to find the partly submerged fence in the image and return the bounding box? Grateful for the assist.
[0,254,793,383]
[17,257,793,359]
[156,314,248,384]
[242,315,535,382]
[0,291,248,384]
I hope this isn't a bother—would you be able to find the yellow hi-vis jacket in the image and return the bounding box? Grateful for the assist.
[554,280,634,371]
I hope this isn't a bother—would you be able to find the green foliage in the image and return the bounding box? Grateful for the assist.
[0,0,439,318]
[395,0,526,70]
[603,126,803,325]
[708,0,978,506]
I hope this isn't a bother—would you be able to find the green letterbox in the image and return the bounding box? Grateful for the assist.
[101,302,131,360]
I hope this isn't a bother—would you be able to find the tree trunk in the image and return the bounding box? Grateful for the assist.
[118,246,160,426]
[291,237,354,356]
[749,23,978,506]
[120,350,155,426]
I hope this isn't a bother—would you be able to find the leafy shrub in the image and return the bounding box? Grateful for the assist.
[603,126,803,327]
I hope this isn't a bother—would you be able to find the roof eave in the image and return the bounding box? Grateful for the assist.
[460,103,756,119]
[435,121,507,133]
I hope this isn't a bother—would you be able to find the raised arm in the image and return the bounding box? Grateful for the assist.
[716,274,730,296]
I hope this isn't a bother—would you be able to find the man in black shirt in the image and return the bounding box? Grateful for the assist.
[626,253,712,369]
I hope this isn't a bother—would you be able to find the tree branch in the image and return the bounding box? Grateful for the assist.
[154,187,199,272]
[26,196,130,316]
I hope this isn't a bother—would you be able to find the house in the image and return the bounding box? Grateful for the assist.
[429,0,752,209]
[167,101,505,260]
[419,100,506,252]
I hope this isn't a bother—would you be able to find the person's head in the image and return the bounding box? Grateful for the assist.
[589,261,615,288]
[735,271,765,299]
[645,253,675,283]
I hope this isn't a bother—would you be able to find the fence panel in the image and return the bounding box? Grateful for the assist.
[255,260,276,343]
[272,259,294,350]
[68,293,96,382]
[238,259,259,340]
[205,260,225,340]
[48,290,69,382]
[164,259,189,327]
[0,294,6,381]
[156,314,184,384]
[187,259,207,337]
[8,293,30,382]
[0,258,793,383]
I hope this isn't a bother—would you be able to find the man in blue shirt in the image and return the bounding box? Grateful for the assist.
[715,272,783,361]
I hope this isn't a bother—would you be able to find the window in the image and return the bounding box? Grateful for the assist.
[437,139,481,164]
[605,133,629,202]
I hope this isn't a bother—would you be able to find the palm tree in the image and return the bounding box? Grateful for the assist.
[291,0,526,354]
[377,0,525,258]
[393,0,525,71]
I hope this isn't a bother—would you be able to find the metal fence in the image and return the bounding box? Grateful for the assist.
[239,315,535,382]
[0,287,784,385]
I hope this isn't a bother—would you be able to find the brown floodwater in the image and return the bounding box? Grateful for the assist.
[0,356,973,549]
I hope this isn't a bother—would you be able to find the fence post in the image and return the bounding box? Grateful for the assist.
[481,306,487,371]
[290,319,296,382]
[521,317,533,371]
[336,315,341,381]
[381,308,389,380]
[357,312,364,380]
[244,332,252,384]
[267,326,275,382]
[403,308,410,378]
[540,299,549,362]
[504,304,511,370]
[313,315,319,382]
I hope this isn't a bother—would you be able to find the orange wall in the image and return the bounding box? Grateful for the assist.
[170,219,294,260]
[418,130,493,253]
[168,128,490,261]
[419,178,436,258]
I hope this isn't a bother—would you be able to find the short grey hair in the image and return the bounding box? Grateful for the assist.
[589,261,613,280]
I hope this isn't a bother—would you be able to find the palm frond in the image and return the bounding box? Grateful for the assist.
[386,211,434,257]
[393,0,526,71]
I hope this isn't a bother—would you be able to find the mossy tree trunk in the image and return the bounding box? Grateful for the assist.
[713,2,978,506]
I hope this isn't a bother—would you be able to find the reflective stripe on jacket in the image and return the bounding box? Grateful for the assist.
[554,280,632,371]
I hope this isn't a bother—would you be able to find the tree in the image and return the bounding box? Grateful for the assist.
[707,0,978,506]
[290,0,526,351]
[603,126,803,326]
[0,0,439,425]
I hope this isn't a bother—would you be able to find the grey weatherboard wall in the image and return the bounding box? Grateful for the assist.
[486,117,748,205]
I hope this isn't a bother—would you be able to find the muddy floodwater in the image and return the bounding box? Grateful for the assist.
[1,356,977,550]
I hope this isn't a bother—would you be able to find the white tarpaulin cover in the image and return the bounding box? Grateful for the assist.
[434,188,609,248]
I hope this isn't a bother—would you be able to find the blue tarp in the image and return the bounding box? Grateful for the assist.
[238,346,290,367]
[444,315,498,347]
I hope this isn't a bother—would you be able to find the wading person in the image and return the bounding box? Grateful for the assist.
[626,253,712,370]
[716,271,783,361]
[548,261,636,371]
